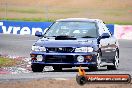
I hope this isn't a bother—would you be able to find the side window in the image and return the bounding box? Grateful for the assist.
[103,24,111,36]
[98,22,111,36]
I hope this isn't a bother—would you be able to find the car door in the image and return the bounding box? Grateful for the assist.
[99,35,111,62]
[103,25,117,62]
[107,35,117,62]
[98,22,114,63]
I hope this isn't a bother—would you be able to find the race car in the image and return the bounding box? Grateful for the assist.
[30,18,119,72]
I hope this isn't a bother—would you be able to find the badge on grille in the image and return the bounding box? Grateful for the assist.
[59,48,63,50]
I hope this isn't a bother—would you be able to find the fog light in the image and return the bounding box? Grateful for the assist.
[30,54,36,58]
[37,55,43,61]
[31,58,37,61]
[86,56,92,59]
[77,56,84,62]
[85,56,92,62]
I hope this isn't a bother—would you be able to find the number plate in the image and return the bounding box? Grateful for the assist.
[53,55,66,59]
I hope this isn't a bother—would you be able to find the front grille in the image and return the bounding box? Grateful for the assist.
[47,47,74,53]
[45,55,74,63]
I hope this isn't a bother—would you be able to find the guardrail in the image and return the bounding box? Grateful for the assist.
[0,20,132,39]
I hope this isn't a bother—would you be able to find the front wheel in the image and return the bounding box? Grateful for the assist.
[107,50,119,70]
[31,64,44,72]
[88,52,101,71]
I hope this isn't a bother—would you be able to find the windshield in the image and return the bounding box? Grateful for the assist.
[44,21,98,38]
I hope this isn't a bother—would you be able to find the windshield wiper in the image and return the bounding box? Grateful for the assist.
[44,36,57,37]
[57,35,75,37]
[81,36,95,38]
[44,35,75,37]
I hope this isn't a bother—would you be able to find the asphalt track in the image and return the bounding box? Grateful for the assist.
[0,34,132,81]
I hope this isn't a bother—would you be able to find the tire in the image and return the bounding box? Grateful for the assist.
[53,66,62,71]
[31,64,44,72]
[88,52,101,71]
[107,50,119,70]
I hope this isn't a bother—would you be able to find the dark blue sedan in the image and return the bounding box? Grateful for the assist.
[30,18,119,72]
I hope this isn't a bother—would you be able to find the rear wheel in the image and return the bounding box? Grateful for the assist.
[88,52,101,71]
[31,64,44,72]
[107,50,119,70]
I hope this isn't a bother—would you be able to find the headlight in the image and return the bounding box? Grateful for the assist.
[32,46,46,52]
[75,47,93,52]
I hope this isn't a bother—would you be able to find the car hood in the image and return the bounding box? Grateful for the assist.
[33,37,98,47]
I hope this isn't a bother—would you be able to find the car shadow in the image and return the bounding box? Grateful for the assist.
[45,68,108,72]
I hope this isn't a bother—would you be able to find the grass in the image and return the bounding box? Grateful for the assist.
[0,8,80,14]
[105,21,132,25]
[0,18,54,22]
[0,0,132,24]
[0,57,19,67]
[0,8,43,14]
[1,18,132,25]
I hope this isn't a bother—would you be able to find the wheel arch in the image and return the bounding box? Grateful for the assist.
[98,48,102,57]
[116,48,119,58]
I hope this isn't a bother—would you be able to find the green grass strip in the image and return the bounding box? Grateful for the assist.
[0,18,132,25]
[0,57,19,67]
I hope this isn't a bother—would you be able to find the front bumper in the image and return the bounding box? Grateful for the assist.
[30,51,98,66]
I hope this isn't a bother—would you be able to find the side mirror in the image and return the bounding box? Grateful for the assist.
[35,31,43,37]
[101,33,110,39]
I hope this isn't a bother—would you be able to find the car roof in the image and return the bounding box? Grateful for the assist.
[56,18,103,23]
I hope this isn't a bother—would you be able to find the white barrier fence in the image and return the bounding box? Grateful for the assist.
[115,25,132,40]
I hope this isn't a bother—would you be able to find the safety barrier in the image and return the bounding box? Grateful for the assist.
[0,21,52,35]
[114,25,132,40]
